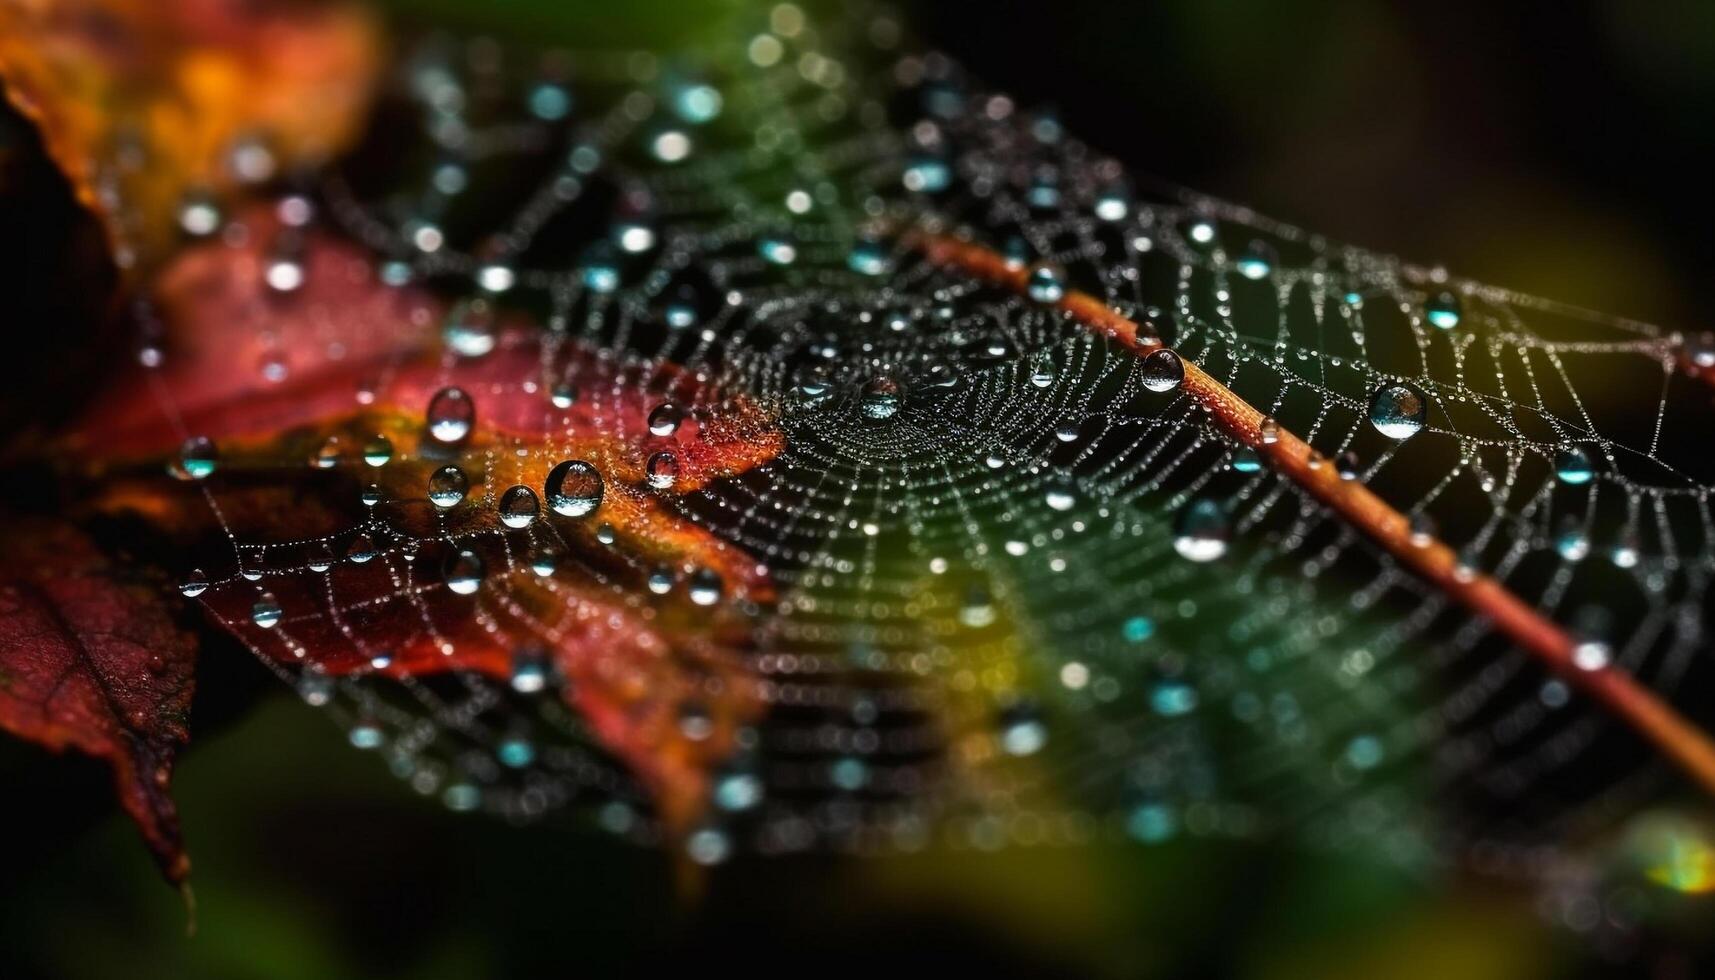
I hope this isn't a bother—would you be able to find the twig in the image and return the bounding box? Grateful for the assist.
[915,231,1715,796]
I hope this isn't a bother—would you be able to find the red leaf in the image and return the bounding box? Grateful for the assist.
[67,206,783,836]
[0,520,195,882]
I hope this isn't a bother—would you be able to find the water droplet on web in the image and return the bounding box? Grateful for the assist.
[443,548,485,595]
[1185,219,1217,248]
[360,484,383,508]
[647,402,684,437]
[528,80,572,121]
[443,300,496,357]
[363,434,393,466]
[647,567,673,594]
[1258,417,1281,445]
[1231,447,1262,473]
[311,436,342,470]
[1026,263,1066,304]
[1094,188,1128,222]
[347,533,377,564]
[1028,355,1057,389]
[1139,349,1184,392]
[1368,383,1427,440]
[1040,483,1077,515]
[297,671,333,707]
[1425,290,1462,329]
[426,387,474,444]
[1572,640,1611,672]
[1335,451,1361,481]
[1556,521,1591,562]
[427,465,469,509]
[998,703,1046,756]
[497,735,536,768]
[511,646,550,693]
[179,569,208,598]
[688,568,723,606]
[858,377,902,421]
[251,593,283,628]
[545,460,603,516]
[1173,498,1230,562]
[1555,448,1595,485]
[499,485,541,528]
[758,236,797,265]
[1234,241,1275,281]
[646,451,681,489]
[177,191,221,237]
[348,720,384,750]
[530,545,561,578]
[549,383,577,409]
[848,238,892,276]
[902,155,950,193]
[176,436,218,480]
[1054,422,1081,443]
[671,82,723,124]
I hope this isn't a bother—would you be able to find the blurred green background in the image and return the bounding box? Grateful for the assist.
[7,1,1715,977]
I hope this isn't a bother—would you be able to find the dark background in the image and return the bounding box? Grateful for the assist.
[5,2,1715,978]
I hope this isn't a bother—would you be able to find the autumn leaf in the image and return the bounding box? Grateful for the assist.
[0,519,196,882]
[0,0,380,272]
[62,204,782,838]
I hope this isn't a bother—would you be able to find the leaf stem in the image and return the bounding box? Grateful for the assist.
[915,231,1715,797]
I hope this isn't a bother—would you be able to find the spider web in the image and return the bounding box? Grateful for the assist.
[131,3,1715,881]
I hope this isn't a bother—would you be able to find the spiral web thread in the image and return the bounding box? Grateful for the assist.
[132,4,1715,878]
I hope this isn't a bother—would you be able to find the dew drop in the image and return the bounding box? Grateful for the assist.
[1231,447,1263,473]
[1026,263,1066,304]
[443,548,485,596]
[180,569,209,598]
[1368,383,1428,440]
[530,545,561,578]
[443,301,496,357]
[858,377,902,421]
[1572,640,1611,672]
[688,568,723,606]
[1139,349,1184,393]
[549,383,577,409]
[363,434,393,466]
[647,402,684,437]
[1028,355,1057,389]
[498,485,541,528]
[646,451,681,490]
[1425,290,1462,329]
[545,460,603,516]
[347,533,377,564]
[1258,417,1281,445]
[1555,448,1595,485]
[847,239,892,276]
[511,646,550,693]
[427,465,469,509]
[1173,498,1229,562]
[426,387,474,444]
[251,593,283,629]
[1045,483,1077,512]
[1234,241,1275,280]
[177,436,218,480]
[647,567,674,594]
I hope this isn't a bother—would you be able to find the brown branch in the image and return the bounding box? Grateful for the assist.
[915,231,1715,796]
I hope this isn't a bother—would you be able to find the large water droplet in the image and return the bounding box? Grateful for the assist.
[1555,448,1595,485]
[443,301,496,357]
[858,377,902,421]
[180,569,209,598]
[1234,241,1275,281]
[427,465,469,509]
[1425,290,1462,329]
[646,451,681,490]
[443,548,485,596]
[545,460,603,516]
[1026,263,1066,304]
[687,568,723,606]
[1139,349,1184,393]
[498,485,541,528]
[848,239,892,276]
[177,436,218,480]
[362,434,393,467]
[1173,498,1230,562]
[647,402,684,437]
[251,593,283,628]
[426,387,474,444]
[1368,383,1428,440]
